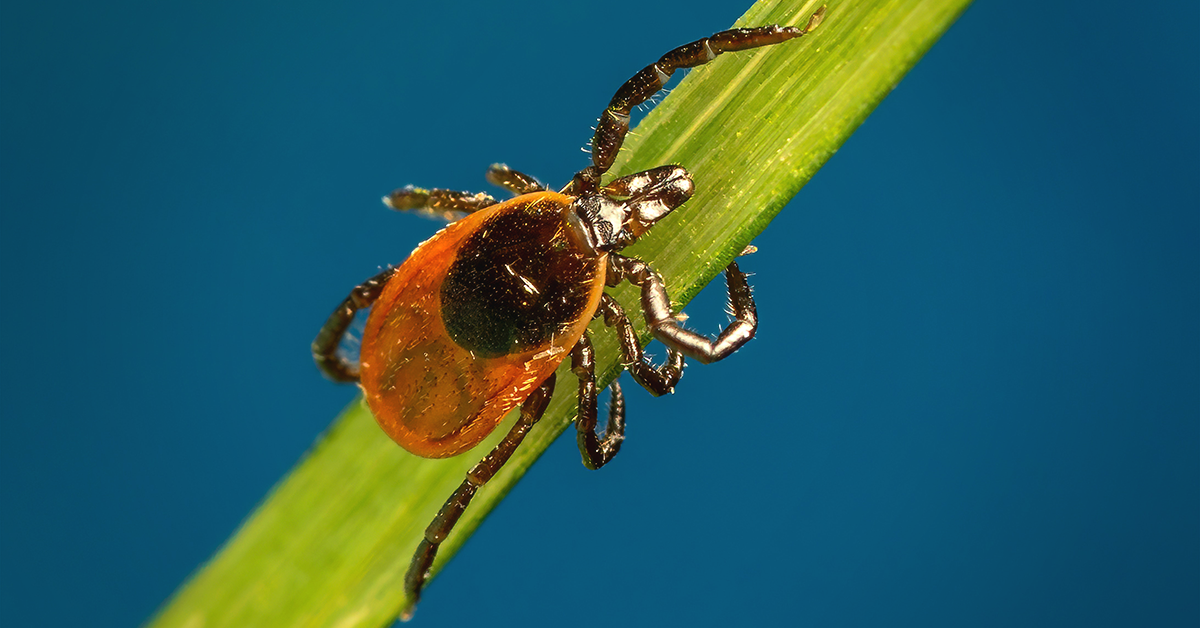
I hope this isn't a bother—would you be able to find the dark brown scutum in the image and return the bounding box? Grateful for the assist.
[440,199,601,358]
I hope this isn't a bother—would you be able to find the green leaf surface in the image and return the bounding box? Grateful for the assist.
[148,0,971,625]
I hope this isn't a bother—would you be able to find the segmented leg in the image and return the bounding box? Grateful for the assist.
[571,332,627,470]
[588,7,826,177]
[384,185,497,220]
[486,163,545,196]
[401,374,557,620]
[610,254,757,364]
[312,266,398,382]
[597,293,684,396]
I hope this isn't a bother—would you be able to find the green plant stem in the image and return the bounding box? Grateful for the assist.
[148,0,972,626]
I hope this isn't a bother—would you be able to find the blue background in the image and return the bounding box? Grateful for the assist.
[2,1,1197,626]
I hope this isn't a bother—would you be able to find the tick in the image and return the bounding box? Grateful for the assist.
[313,7,825,619]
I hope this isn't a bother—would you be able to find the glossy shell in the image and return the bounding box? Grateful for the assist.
[359,191,606,458]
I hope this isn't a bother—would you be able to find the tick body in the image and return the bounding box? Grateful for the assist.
[361,192,603,458]
[313,7,825,620]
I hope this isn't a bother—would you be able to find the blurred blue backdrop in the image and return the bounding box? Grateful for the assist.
[1,1,1197,626]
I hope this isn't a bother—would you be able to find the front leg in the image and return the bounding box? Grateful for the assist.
[587,7,827,176]
[610,254,757,364]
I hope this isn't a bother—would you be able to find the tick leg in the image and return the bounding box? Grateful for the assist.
[611,254,757,364]
[597,293,684,396]
[588,7,826,177]
[571,332,628,470]
[486,163,545,196]
[312,266,398,382]
[401,374,557,621]
[384,185,497,220]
